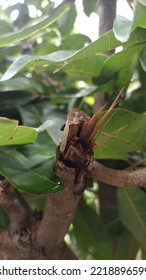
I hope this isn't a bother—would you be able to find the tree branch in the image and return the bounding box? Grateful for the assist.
[87,160,146,187]
[98,0,117,36]
[36,160,81,259]
[0,180,31,226]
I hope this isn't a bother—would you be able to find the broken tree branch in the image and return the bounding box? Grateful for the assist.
[36,160,81,259]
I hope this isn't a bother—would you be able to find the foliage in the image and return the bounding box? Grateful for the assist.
[0,0,146,259]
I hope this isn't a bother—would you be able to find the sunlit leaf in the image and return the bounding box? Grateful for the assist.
[0,3,69,47]
[2,27,146,81]
[113,16,132,42]
[94,108,146,160]
[0,117,38,146]
[1,51,77,81]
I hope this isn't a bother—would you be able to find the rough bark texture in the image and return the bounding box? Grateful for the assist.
[0,173,81,259]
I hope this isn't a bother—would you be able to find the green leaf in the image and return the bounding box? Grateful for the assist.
[0,77,43,93]
[94,108,146,160]
[101,208,124,240]
[0,102,65,194]
[62,86,97,98]
[62,54,106,77]
[131,1,146,31]
[113,16,132,42]
[114,2,146,42]
[19,101,65,145]
[0,117,38,146]
[73,199,112,259]
[114,229,139,259]
[118,187,146,252]
[2,27,146,81]
[0,148,61,194]
[123,87,146,113]
[0,3,69,47]
[97,44,143,83]
[140,47,146,71]
[70,28,146,61]
[58,3,77,36]
[62,34,91,50]
[1,51,77,81]
[83,0,97,16]
[0,91,37,110]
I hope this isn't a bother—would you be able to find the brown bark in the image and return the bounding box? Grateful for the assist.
[36,160,81,259]
[87,160,146,187]
[0,178,80,259]
[98,0,117,36]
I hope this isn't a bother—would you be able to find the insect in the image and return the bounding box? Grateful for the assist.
[59,88,126,194]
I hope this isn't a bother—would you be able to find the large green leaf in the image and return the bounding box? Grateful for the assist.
[73,199,112,259]
[118,187,146,252]
[0,117,38,146]
[96,44,144,82]
[0,3,69,47]
[2,27,146,81]
[0,102,66,194]
[0,148,60,194]
[62,54,106,77]
[94,108,146,160]
[114,1,146,42]
[1,51,77,81]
